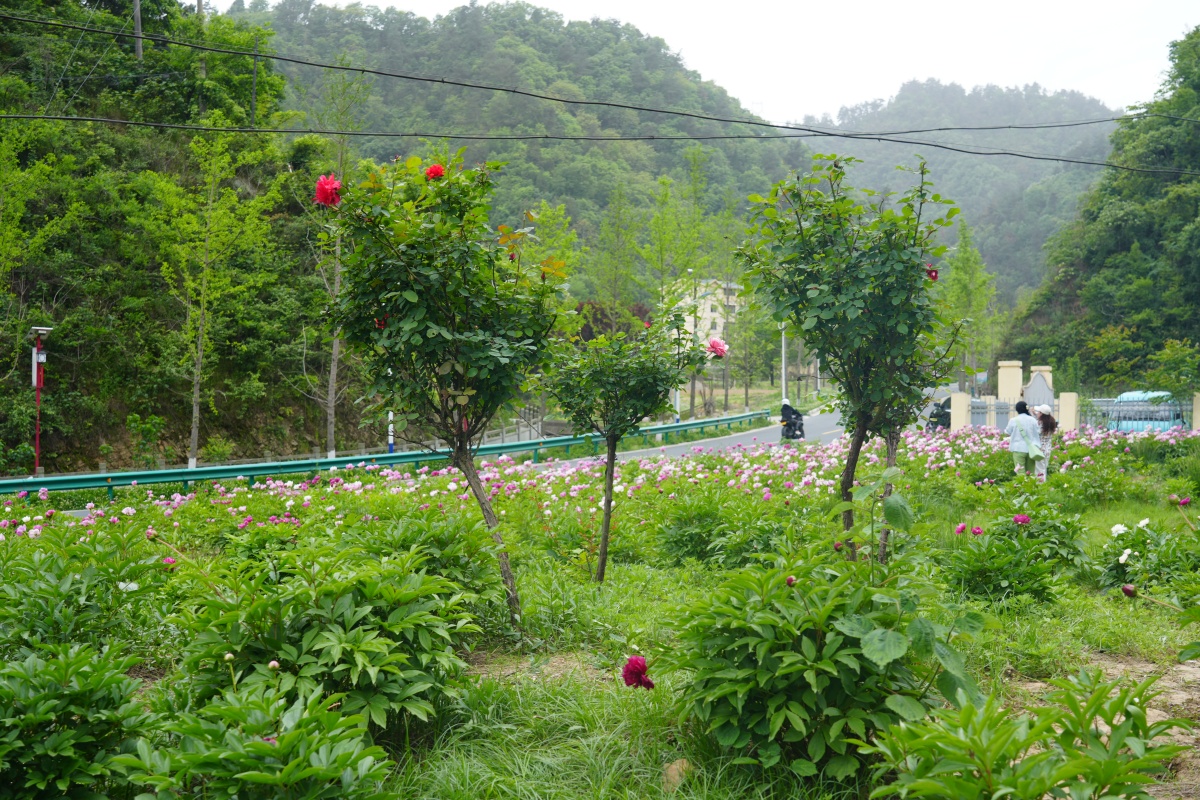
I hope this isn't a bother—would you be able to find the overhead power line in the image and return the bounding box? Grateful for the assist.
[3,10,1186,140]
[4,113,1200,178]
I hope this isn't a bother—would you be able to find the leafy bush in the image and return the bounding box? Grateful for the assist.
[115,685,391,799]
[989,494,1090,570]
[945,534,1058,604]
[176,545,476,727]
[863,669,1189,800]
[1101,520,1200,591]
[666,552,982,778]
[656,491,728,565]
[0,525,175,659]
[0,645,150,800]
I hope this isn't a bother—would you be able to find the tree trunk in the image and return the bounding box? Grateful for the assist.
[744,374,750,412]
[723,357,730,411]
[689,373,696,419]
[877,428,900,564]
[457,446,522,624]
[596,435,618,582]
[840,419,870,532]
[188,316,204,469]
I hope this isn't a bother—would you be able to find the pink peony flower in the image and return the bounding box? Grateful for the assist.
[622,656,654,689]
[706,337,728,358]
[162,556,176,565]
[1013,514,1031,525]
[954,523,967,535]
[971,526,983,536]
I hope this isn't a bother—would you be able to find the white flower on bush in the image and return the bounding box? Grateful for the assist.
[21,516,30,523]
[1119,548,1133,564]
[447,481,458,491]
[122,507,136,516]
[118,582,140,592]
[1111,524,1128,536]
[1138,518,1150,528]
[324,505,336,512]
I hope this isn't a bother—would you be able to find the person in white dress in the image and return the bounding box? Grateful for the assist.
[1033,404,1056,480]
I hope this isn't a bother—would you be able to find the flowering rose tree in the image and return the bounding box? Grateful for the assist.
[743,156,959,541]
[545,308,711,582]
[329,153,564,623]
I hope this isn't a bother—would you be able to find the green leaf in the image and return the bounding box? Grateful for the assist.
[402,290,419,303]
[825,754,859,780]
[1180,642,1200,662]
[933,641,966,677]
[882,494,913,532]
[789,758,817,777]
[833,615,876,639]
[861,629,908,668]
[906,618,935,660]
[955,611,986,635]
[885,694,927,721]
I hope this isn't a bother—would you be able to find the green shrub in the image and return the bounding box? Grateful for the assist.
[114,685,391,799]
[656,491,728,565]
[989,494,1090,571]
[862,669,1189,800]
[0,525,175,659]
[1100,520,1200,592]
[666,552,982,778]
[0,645,150,800]
[945,534,1058,604]
[176,545,476,728]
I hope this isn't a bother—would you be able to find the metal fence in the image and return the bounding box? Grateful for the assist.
[1080,398,1192,431]
[0,410,772,497]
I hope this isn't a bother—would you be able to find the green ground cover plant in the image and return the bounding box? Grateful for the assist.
[2,424,1199,797]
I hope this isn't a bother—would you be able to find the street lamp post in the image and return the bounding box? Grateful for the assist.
[30,327,52,475]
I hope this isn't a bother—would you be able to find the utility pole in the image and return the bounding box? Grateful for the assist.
[30,327,52,475]
[780,325,787,406]
[133,0,143,61]
[688,268,696,419]
[197,0,206,115]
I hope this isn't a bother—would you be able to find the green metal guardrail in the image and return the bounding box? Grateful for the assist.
[0,410,772,497]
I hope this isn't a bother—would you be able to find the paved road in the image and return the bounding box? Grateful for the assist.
[614,411,844,462]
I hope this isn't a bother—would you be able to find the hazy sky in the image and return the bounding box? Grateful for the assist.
[231,0,1198,123]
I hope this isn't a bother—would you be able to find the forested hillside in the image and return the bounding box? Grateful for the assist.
[1005,25,1200,395]
[803,80,1117,302]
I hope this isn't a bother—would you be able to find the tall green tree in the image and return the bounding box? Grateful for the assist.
[145,130,278,468]
[744,156,958,539]
[332,154,564,624]
[546,309,709,582]
[941,222,995,393]
[586,187,641,335]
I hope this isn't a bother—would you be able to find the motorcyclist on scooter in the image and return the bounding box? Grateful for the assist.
[780,399,804,441]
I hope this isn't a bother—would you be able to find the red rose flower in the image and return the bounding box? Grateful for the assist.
[425,164,445,180]
[622,655,654,689]
[313,174,341,207]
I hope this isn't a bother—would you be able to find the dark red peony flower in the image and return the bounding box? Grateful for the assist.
[644,320,652,329]
[313,174,341,207]
[926,268,939,282]
[425,164,445,180]
[1122,584,1137,598]
[622,655,654,689]
[509,252,516,261]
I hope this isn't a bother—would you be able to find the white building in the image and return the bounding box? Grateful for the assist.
[679,278,743,338]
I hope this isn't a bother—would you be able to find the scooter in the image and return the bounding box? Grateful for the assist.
[781,402,805,441]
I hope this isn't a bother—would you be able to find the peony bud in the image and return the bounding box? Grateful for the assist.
[268,660,280,670]
[786,576,796,587]
[1121,584,1137,598]
[224,652,235,662]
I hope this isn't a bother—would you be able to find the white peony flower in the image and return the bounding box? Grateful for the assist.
[1138,518,1150,528]
[1111,524,1128,536]
[1119,548,1132,564]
